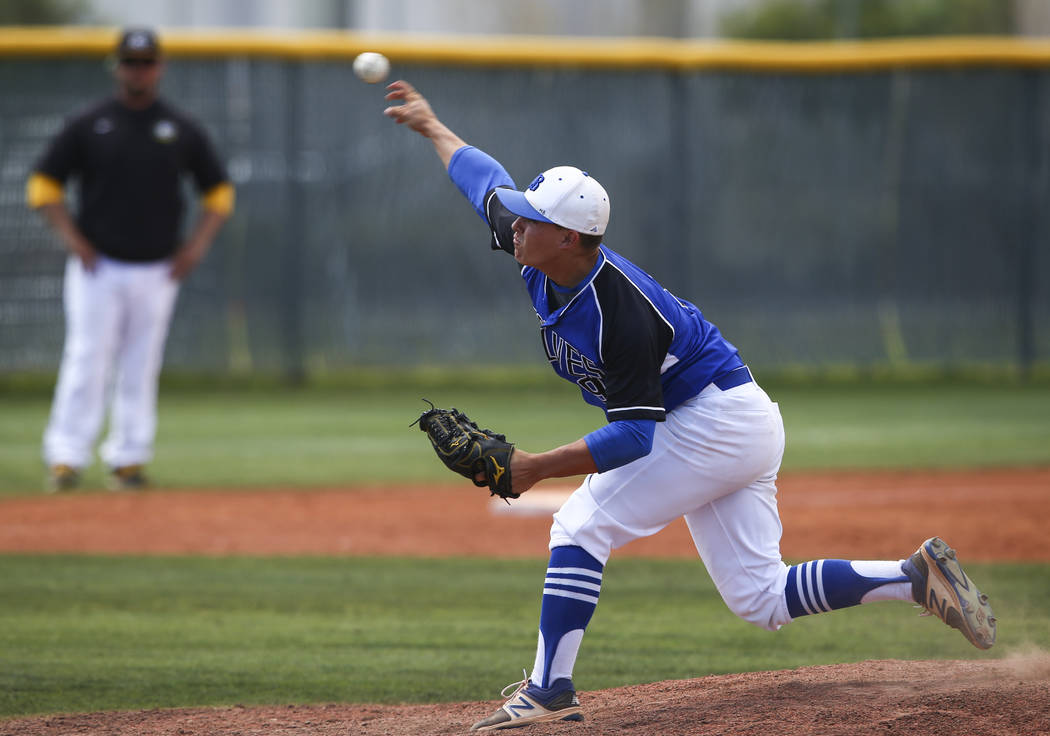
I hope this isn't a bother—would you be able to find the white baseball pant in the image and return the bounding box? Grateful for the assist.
[550,380,793,631]
[43,255,179,470]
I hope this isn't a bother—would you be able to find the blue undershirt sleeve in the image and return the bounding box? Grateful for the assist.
[583,419,656,473]
[447,146,515,223]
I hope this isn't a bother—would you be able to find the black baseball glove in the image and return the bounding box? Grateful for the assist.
[412,400,518,500]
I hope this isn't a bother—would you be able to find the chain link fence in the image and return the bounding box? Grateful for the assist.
[2,35,1047,379]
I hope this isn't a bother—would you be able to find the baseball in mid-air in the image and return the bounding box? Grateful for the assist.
[353,51,390,84]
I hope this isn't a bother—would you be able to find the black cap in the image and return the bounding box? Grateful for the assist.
[116,27,161,59]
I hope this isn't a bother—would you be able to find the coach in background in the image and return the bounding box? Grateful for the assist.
[26,27,234,492]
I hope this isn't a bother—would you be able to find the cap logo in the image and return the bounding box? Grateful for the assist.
[127,32,150,50]
[528,174,544,191]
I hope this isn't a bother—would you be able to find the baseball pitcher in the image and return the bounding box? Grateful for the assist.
[386,80,995,732]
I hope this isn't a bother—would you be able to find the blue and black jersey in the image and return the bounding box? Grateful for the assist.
[449,145,745,469]
[451,145,744,416]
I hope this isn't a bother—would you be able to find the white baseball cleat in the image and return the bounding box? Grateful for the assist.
[902,536,996,650]
[470,672,583,731]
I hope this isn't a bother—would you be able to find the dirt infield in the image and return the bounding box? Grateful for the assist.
[1,467,1046,561]
[2,466,1048,735]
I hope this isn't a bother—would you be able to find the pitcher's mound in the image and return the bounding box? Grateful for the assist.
[7,656,1049,736]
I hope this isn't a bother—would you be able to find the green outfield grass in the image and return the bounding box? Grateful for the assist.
[1,554,1047,720]
[1,376,1048,494]
[1,375,1047,721]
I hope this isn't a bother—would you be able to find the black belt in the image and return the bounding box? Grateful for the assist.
[713,365,753,391]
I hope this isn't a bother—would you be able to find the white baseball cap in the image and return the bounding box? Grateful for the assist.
[495,166,610,236]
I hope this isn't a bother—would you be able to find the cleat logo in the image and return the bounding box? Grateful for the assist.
[927,590,952,621]
[508,697,536,718]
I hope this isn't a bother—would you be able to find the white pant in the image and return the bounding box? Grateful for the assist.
[550,380,792,631]
[43,255,179,470]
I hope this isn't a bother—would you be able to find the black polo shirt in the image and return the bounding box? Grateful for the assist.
[35,96,228,262]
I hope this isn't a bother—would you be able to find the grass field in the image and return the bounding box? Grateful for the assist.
[1,376,1048,494]
[1,375,1048,721]
[2,555,1048,719]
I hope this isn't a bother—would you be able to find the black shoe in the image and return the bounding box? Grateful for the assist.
[46,464,80,493]
[108,464,148,491]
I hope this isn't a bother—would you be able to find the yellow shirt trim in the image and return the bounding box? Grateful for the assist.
[201,182,235,216]
[26,173,64,208]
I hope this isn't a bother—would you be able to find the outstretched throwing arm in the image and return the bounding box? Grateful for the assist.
[384,80,468,169]
[385,80,604,496]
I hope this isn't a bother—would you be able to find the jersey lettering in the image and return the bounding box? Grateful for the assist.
[542,328,606,402]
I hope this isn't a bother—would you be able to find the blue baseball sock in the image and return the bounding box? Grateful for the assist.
[530,545,604,689]
[785,559,909,618]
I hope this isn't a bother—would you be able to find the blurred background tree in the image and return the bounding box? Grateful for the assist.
[0,0,88,24]
[722,0,1015,40]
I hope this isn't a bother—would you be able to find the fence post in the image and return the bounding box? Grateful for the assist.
[1019,70,1042,380]
[281,60,306,385]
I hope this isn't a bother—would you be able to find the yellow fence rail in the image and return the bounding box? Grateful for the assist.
[3,26,1050,71]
